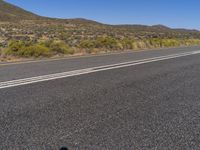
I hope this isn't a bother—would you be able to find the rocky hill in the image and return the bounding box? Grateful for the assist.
[1,0,200,60]
[0,0,43,21]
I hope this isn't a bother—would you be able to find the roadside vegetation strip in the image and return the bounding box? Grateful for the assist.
[0,50,200,89]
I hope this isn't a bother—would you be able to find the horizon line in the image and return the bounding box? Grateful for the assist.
[4,0,200,31]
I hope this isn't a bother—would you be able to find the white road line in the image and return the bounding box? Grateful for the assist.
[0,50,200,89]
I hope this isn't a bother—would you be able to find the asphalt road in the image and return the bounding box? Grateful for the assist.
[1,47,200,149]
[0,46,200,82]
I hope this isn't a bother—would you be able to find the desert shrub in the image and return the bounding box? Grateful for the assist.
[149,38,162,48]
[5,41,51,57]
[0,48,2,57]
[6,40,74,57]
[96,37,119,49]
[5,40,25,56]
[48,41,74,55]
[80,37,123,52]
[4,38,200,59]
[121,38,134,49]
[19,44,51,57]
[183,39,200,45]
[161,39,180,47]
[135,41,147,49]
[79,40,95,49]
[79,40,96,53]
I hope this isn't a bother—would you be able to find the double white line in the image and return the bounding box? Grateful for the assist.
[1,50,200,89]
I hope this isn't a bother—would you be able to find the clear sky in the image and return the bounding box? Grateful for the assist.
[5,0,200,29]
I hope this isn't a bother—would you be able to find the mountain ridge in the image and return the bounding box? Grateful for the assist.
[1,0,199,32]
[1,0,200,60]
[0,0,43,21]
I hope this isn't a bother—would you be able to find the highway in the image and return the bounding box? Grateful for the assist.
[1,47,200,149]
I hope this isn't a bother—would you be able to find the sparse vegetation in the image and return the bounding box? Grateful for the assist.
[1,0,200,61]
[3,38,200,59]
[4,40,74,58]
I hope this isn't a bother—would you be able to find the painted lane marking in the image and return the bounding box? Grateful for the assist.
[0,50,200,89]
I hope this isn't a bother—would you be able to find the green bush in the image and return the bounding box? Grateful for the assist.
[96,37,119,49]
[3,38,200,59]
[5,41,25,56]
[160,39,180,47]
[20,44,51,57]
[79,40,95,49]
[121,38,134,49]
[5,41,51,57]
[5,40,74,57]
[49,41,74,55]
[80,37,122,51]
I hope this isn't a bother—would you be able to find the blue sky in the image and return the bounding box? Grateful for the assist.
[6,0,200,29]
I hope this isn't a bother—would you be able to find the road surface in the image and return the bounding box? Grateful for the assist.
[1,47,200,149]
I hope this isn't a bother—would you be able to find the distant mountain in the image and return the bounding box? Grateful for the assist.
[1,0,200,60]
[0,0,198,32]
[0,0,200,46]
[0,0,42,21]
[151,25,171,30]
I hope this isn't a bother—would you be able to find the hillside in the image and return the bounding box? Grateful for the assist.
[1,0,200,60]
[0,0,42,21]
